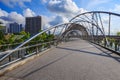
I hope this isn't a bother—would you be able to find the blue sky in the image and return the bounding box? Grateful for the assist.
[0,0,118,13]
[0,0,120,30]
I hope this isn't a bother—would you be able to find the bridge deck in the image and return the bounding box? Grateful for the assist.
[1,39,120,80]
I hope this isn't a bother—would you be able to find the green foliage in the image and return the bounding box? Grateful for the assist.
[20,31,30,40]
[0,30,4,40]
[117,32,120,36]
[0,31,31,51]
[0,30,54,51]
[32,30,54,42]
[0,40,5,45]
[46,34,54,41]
[103,37,119,51]
[8,34,15,44]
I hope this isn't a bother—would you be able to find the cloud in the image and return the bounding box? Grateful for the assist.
[110,4,120,13]
[0,9,8,17]
[0,8,25,26]
[41,0,87,29]
[0,12,25,24]
[49,15,69,25]
[108,4,120,34]
[44,0,87,18]
[46,0,80,17]
[42,0,47,3]
[0,8,37,27]
[41,15,69,30]
[41,15,50,29]
[23,8,36,17]
[0,0,31,8]
[0,19,8,26]
[87,0,111,8]
[8,12,25,24]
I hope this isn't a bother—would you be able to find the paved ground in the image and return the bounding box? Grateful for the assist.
[1,39,120,80]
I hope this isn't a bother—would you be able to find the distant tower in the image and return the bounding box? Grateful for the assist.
[25,16,42,36]
[8,22,23,33]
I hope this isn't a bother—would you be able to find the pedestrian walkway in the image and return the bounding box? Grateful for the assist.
[1,39,120,80]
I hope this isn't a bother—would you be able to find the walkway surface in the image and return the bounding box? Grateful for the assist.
[1,39,120,80]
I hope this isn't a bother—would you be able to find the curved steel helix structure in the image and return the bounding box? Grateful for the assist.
[70,11,120,50]
[1,11,120,68]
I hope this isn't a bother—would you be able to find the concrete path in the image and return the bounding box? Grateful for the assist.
[1,39,120,80]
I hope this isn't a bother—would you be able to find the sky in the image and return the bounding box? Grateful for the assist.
[0,0,120,30]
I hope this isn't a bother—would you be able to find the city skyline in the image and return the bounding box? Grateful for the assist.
[0,0,120,30]
[8,22,23,33]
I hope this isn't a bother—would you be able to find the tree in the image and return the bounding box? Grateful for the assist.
[20,31,30,40]
[3,34,15,44]
[0,23,5,41]
[0,30,4,40]
[117,32,120,36]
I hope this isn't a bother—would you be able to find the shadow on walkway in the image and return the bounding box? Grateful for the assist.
[18,43,120,79]
[56,45,120,63]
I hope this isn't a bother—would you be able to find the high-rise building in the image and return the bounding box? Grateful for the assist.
[8,22,23,33]
[25,16,42,36]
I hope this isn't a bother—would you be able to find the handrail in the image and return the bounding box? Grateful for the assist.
[0,41,55,55]
[1,11,120,62]
[0,41,55,68]
[1,11,120,68]
[69,11,120,47]
[0,22,75,62]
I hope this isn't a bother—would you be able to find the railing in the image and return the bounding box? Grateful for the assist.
[92,36,120,54]
[1,11,120,69]
[0,40,54,51]
[0,41,57,69]
[70,11,120,55]
[0,43,22,52]
[0,22,75,69]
